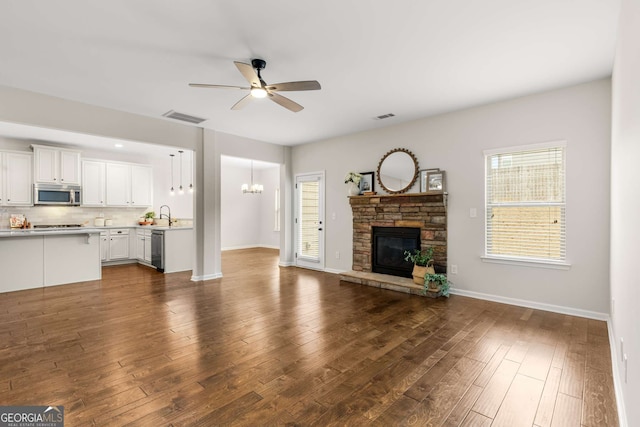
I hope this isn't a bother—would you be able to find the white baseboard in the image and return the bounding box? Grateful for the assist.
[607,319,628,427]
[324,268,346,274]
[222,245,280,251]
[279,262,294,267]
[449,288,608,321]
[191,273,223,281]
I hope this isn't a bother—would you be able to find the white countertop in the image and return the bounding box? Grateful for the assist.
[0,225,193,237]
[0,227,103,237]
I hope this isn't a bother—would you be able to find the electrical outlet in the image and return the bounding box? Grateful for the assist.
[469,208,477,218]
[335,251,340,259]
[624,354,628,383]
[621,338,624,361]
[332,212,336,220]
[450,264,458,274]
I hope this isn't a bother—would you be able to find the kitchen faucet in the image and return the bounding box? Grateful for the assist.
[159,205,172,227]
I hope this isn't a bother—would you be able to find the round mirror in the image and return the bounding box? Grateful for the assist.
[376,148,419,194]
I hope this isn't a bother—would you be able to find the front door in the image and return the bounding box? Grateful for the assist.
[295,172,325,270]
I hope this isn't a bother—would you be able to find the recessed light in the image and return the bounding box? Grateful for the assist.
[115,143,124,148]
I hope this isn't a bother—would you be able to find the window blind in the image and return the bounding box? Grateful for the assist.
[486,145,566,261]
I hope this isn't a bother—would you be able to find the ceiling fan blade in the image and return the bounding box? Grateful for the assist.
[231,94,253,110]
[268,92,304,112]
[266,80,321,92]
[189,83,250,90]
[234,61,261,87]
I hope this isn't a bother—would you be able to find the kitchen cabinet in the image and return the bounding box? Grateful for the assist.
[32,144,81,185]
[1,151,33,206]
[100,231,108,262]
[82,160,106,206]
[108,229,130,260]
[105,162,153,207]
[136,229,152,263]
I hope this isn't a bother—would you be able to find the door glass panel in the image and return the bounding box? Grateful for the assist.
[299,181,319,260]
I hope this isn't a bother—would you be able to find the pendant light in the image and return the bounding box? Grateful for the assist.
[178,150,184,195]
[169,154,175,196]
[189,151,194,193]
[241,160,263,194]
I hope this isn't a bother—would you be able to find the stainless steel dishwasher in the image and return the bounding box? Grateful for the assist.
[151,230,164,272]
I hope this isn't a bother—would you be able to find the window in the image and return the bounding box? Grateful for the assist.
[485,142,566,265]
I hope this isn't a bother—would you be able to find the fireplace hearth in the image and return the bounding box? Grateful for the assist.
[372,227,420,278]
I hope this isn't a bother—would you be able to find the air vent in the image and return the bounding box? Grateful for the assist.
[374,113,396,120]
[162,110,207,124]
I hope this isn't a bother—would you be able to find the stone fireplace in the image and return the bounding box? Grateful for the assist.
[349,193,447,276]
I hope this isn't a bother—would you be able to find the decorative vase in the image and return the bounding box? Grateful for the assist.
[348,183,360,196]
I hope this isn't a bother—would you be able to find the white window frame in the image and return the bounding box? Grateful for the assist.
[482,141,571,270]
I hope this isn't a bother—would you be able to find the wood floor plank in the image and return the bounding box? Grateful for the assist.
[550,392,582,427]
[492,373,545,427]
[0,248,619,425]
[443,384,483,427]
[471,359,519,418]
[534,366,562,427]
[582,365,619,427]
[461,410,493,427]
[518,342,555,381]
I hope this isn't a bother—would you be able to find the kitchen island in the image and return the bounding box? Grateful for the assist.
[0,228,101,293]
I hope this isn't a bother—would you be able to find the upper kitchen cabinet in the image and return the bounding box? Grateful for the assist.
[1,151,33,206]
[32,144,81,185]
[82,160,106,206]
[105,162,153,207]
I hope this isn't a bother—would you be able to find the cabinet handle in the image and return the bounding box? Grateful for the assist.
[53,178,57,181]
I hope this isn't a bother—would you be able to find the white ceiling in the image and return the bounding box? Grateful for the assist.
[0,1,620,147]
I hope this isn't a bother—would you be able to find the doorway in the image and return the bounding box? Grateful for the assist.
[295,172,325,270]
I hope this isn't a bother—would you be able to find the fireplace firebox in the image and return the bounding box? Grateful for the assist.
[372,227,420,278]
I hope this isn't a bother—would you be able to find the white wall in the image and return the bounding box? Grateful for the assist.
[149,151,194,220]
[610,0,640,424]
[292,79,611,315]
[221,164,280,250]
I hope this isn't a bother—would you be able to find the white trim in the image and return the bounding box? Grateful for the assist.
[483,139,567,156]
[221,244,280,251]
[481,255,571,270]
[279,261,294,267]
[324,267,346,274]
[449,287,608,320]
[607,319,628,427]
[191,273,223,281]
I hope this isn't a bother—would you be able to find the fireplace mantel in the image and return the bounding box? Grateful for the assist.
[349,191,448,274]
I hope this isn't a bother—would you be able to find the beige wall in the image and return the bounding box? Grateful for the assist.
[292,79,611,316]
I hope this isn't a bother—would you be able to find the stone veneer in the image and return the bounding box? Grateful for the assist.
[349,192,447,274]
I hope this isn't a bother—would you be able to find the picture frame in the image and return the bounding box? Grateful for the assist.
[419,168,440,192]
[426,170,446,192]
[359,171,375,194]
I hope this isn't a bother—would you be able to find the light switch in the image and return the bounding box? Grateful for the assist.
[470,208,477,218]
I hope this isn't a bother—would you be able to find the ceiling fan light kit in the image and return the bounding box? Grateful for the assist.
[190,58,321,112]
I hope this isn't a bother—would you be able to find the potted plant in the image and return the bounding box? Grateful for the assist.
[144,211,155,225]
[344,172,362,196]
[424,272,449,293]
[404,247,435,285]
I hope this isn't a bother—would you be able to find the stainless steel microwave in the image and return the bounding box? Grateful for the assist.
[34,184,82,206]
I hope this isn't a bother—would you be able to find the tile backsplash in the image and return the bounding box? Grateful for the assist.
[0,206,178,229]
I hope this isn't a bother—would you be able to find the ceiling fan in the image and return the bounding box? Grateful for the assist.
[189,59,321,113]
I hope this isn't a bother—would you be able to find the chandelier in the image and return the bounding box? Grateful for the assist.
[241,160,263,194]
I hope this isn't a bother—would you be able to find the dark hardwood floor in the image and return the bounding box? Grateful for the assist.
[0,248,618,426]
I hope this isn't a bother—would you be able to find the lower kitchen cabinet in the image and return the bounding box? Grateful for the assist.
[101,228,130,261]
[136,229,152,263]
